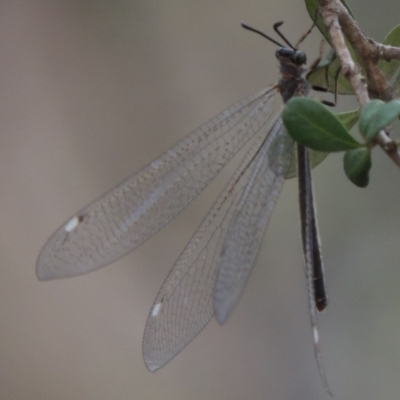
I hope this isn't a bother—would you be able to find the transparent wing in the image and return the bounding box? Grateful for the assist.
[142,116,289,372]
[213,122,294,323]
[37,86,277,280]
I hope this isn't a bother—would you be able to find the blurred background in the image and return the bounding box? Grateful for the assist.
[1,0,400,399]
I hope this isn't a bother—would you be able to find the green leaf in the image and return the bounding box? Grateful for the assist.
[379,24,400,95]
[309,149,329,170]
[336,109,359,130]
[343,148,372,187]
[359,100,400,143]
[285,107,358,179]
[285,148,328,179]
[307,57,354,95]
[283,98,363,151]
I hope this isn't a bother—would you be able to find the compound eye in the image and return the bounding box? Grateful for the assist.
[276,47,294,58]
[292,51,307,65]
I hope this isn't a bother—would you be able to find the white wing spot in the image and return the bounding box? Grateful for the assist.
[64,216,80,233]
[151,303,162,317]
[313,326,320,345]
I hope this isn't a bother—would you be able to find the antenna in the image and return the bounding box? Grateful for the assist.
[273,22,296,49]
[241,22,284,48]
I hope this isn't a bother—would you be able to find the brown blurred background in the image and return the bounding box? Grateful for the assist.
[1,0,400,399]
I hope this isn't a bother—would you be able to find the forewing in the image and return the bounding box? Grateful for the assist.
[142,116,286,372]
[37,87,276,280]
[213,121,294,323]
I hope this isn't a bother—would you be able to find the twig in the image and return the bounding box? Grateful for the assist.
[317,0,400,167]
[376,44,400,62]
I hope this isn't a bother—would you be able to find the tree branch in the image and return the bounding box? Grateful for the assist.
[317,0,400,167]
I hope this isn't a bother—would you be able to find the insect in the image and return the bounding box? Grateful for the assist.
[37,22,331,393]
